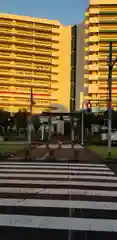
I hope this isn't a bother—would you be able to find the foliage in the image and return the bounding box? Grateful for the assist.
[14,109,28,136]
[0,108,117,138]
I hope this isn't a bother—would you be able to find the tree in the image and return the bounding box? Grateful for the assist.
[0,109,10,136]
[15,109,28,136]
[32,115,40,132]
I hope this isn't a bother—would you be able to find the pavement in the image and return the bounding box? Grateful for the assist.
[0,161,117,239]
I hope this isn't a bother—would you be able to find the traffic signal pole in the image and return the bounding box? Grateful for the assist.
[28,87,33,144]
[107,42,117,157]
[108,42,112,157]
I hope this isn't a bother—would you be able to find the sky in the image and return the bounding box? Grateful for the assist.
[1,0,88,25]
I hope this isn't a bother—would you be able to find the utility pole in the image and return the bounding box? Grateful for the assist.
[107,42,112,157]
[107,42,117,157]
[28,87,33,144]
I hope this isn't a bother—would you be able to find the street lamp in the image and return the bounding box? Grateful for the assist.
[107,42,117,157]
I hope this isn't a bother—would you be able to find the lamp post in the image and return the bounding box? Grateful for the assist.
[107,42,117,157]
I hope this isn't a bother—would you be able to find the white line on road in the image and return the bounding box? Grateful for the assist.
[0,198,117,210]
[40,188,117,197]
[0,215,117,231]
[0,169,114,175]
[0,173,116,180]
[0,187,117,197]
[0,165,110,171]
[0,162,108,167]
[0,179,117,188]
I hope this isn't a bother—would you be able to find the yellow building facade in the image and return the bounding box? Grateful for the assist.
[0,13,71,113]
[84,0,117,111]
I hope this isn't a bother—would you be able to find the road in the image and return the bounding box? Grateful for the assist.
[0,161,117,239]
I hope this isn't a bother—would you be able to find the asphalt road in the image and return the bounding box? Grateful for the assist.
[0,161,117,240]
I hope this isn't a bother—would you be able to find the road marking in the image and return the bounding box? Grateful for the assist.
[0,179,117,188]
[0,215,117,231]
[0,162,108,167]
[0,187,117,197]
[0,169,114,175]
[0,198,117,210]
[0,173,116,180]
[0,187,43,194]
[40,188,117,197]
[0,187,116,197]
[0,165,110,171]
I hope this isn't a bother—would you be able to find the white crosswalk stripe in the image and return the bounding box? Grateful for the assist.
[0,162,117,239]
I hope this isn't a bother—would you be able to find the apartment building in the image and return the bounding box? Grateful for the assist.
[84,0,117,112]
[0,13,71,113]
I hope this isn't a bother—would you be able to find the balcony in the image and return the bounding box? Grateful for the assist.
[99,20,117,24]
[0,27,13,34]
[14,21,59,35]
[0,18,12,25]
[99,11,117,15]
[88,55,99,61]
[84,20,89,25]
[89,75,98,80]
[89,27,99,33]
[99,47,109,51]
[99,29,117,33]
[88,84,98,94]
[99,66,108,70]
[0,35,12,41]
[89,45,99,52]
[89,36,99,42]
[5,47,53,57]
[89,8,99,14]
[99,38,117,42]
[88,64,98,71]
[89,19,99,24]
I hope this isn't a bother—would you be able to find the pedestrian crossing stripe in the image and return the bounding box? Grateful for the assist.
[0,173,116,180]
[0,179,116,188]
[0,165,110,171]
[0,187,117,197]
[0,162,107,167]
[0,162,116,235]
[0,168,113,175]
[0,215,117,232]
[0,199,117,210]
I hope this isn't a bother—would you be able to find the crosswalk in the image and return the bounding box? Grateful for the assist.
[0,162,117,239]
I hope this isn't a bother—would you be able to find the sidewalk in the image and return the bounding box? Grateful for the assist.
[78,148,102,163]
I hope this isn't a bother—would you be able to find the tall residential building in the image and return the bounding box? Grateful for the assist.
[84,0,117,112]
[0,13,71,113]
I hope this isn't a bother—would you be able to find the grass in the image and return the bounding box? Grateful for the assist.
[0,144,28,154]
[88,145,117,159]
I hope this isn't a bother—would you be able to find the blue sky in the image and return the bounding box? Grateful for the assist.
[1,0,88,25]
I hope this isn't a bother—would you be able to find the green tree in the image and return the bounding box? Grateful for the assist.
[0,109,10,136]
[32,115,40,132]
[15,109,28,136]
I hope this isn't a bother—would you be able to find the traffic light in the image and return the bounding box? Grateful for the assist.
[86,101,92,114]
